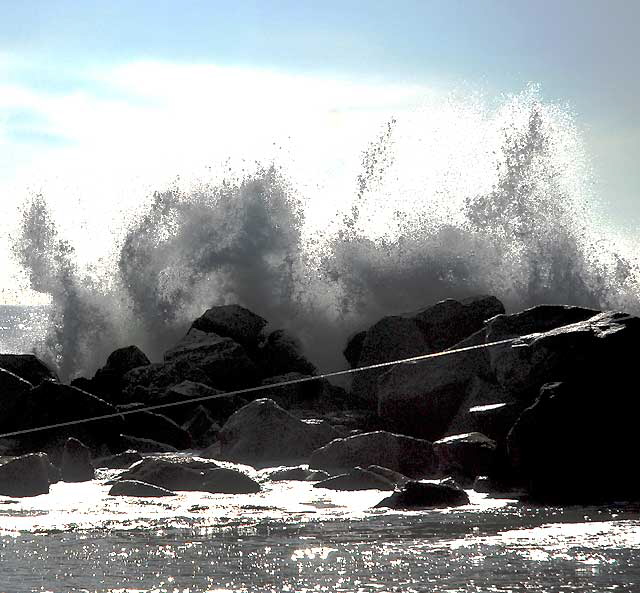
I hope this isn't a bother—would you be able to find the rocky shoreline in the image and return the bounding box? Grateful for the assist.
[1,297,638,507]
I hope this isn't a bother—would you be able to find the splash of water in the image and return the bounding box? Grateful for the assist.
[13,86,640,380]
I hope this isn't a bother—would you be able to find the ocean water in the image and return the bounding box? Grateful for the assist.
[1,462,640,593]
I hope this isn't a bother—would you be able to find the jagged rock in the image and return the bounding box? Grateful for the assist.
[377,342,489,440]
[433,432,497,482]
[121,360,212,404]
[309,431,437,478]
[343,330,367,367]
[119,435,178,453]
[0,453,52,497]
[490,311,639,403]
[350,296,504,406]
[160,381,245,424]
[507,377,640,503]
[0,369,33,423]
[191,304,267,348]
[118,410,192,450]
[183,406,220,448]
[95,450,143,469]
[103,345,151,375]
[0,382,123,455]
[257,330,317,376]
[109,479,175,497]
[200,468,261,493]
[265,465,330,482]
[88,346,151,401]
[61,438,95,482]
[375,480,470,509]
[314,467,395,491]
[213,398,339,467]
[259,373,321,409]
[0,354,58,385]
[164,329,259,389]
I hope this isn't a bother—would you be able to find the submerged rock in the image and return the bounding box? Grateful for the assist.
[200,468,261,494]
[375,480,470,509]
[265,465,330,482]
[108,479,175,497]
[0,453,52,497]
[95,450,143,469]
[214,398,339,467]
[309,431,437,478]
[61,438,95,482]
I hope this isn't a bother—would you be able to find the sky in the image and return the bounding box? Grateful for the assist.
[1,0,638,304]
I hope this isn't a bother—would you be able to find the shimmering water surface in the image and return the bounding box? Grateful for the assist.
[1,463,639,593]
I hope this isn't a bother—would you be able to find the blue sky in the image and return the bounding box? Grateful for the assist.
[0,0,638,303]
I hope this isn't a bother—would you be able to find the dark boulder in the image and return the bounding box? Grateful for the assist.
[375,480,470,509]
[95,450,143,469]
[265,465,330,482]
[0,453,52,497]
[309,431,437,478]
[213,398,339,467]
[314,467,395,491]
[109,479,175,497]
[118,410,192,450]
[0,382,123,455]
[190,304,267,348]
[164,329,259,389]
[507,378,640,503]
[61,438,95,482]
[0,354,58,385]
[159,381,245,424]
[119,435,177,453]
[88,346,151,401]
[256,330,317,376]
[183,406,220,448]
[343,330,367,368]
[365,465,409,487]
[200,468,261,494]
[433,432,497,483]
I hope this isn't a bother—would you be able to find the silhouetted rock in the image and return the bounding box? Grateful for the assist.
[343,330,367,367]
[309,431,437,478]
[0,354,58,385]
[257,330,317,376]
[61,438,95,482]
[0,453,52,497]
[95,450,143,469]
[160,381,245,424]
[507,377,640,503]
[191,304,267,348]
[200,468,261,494]
[118,410,192,450]
[0,382,123,455]
[119,435,177,453]
[164,329,259,389]
[375,480,470,509]
[365,465,409,487]
[109,479,175,497]
[265,465,330,482]
[183,406,220,448]
[213,398,339,467]
[88,345,152,401]
[433,432,497,483]
[314,467,395,491]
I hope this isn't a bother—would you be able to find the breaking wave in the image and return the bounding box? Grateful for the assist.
[12,86,640,379]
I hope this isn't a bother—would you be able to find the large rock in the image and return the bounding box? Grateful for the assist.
[377,342,490,440]
[433,432,497,483]
[0,369,33,422]
[309,431,437,478]
[118,410,192,450]
[182,406,220,448]
[256,330,317,376]
[116,455,259,493]
[164,329,259,389]
[265,465,330,482]
[95,450,143,469]
[159,381,245,424]
[119,435,177,453]
[214,398,340,467]
[352,295,503,409]
[313,467,395,491]
[375,480,470,509]
[490,311,640,403]
[0,382,123,455]
[121,360,212,404]
[61,438,95,482]
[88,345,151,401]
[190,304,267,348]
[109,480,175,497]
[0,453,52,497]
[0,354,58,385]
[507,379,640,503]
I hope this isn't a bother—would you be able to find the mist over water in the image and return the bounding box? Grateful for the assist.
[12,86,640,380]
